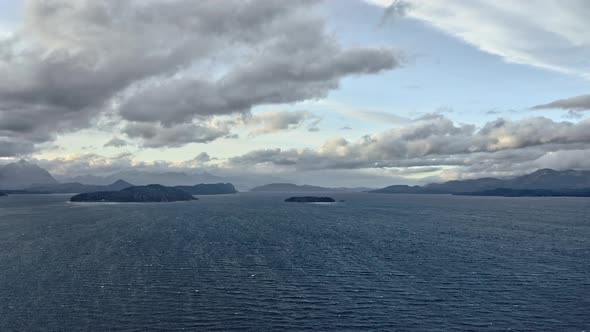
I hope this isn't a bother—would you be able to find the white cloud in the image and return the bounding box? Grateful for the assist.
[244,110,319,136]
[227,115,590,173]
[368,0,590,78]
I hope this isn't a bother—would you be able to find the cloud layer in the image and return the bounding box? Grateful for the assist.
[226,114,590,177]
[0,0,398,155]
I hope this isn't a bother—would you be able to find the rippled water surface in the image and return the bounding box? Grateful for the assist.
[0,193,588,331]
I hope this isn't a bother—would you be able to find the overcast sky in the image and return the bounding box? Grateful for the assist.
[1,0,589,187]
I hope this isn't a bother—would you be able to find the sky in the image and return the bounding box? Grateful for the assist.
[0,0,590,187]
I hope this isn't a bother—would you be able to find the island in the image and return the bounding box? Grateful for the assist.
[284,196,336,203]
[70,185,198,203]
[0,192,6,197]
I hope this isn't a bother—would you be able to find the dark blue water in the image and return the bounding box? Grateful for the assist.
[0,193,588,331]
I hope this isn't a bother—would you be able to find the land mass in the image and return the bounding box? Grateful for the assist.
[27,179,134,194]
[285,196,336,203]
[174,183,237,195]
[371,169,590,195]
[454,188,590,197]
[70,185,198,203]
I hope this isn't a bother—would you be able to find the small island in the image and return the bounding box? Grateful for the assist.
[285,196,336,203]
[70,184,198,203]
[0,192,6,197]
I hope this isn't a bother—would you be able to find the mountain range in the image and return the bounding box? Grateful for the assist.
[371,169,590,194]
[0,161,240,195]
[2,160,590,197]
[61,170,224,187]
[22,179,134,194]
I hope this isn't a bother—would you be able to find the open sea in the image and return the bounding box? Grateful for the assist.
[0,193,588,331]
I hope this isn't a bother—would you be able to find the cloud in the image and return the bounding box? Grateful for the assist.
[0,0,399,155]
[244,110,318,136]
[367,0,590,78]
[532,94,590,111]
[226,115,590,171]
[103,137,128,148]
[324,101,411,125]
[123,121,232,148]
[0,139,34,157]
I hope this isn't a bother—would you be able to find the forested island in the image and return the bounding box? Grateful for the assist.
[70,185,198,203]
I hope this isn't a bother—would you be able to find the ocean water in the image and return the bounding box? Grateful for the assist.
[0,193,588,331]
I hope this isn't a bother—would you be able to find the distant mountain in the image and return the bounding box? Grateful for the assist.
[371,169,590,194]
[507,169,590,189]
[0,160,57,189]
[26,180,134,194]
[62,170,224,187]
[455,188,590,197]
[108,179,135,191]
[423,177,505,193]
[251,183,335,192]
[369,185,433,194]
[175,183,238,195]
[70,185,198,203]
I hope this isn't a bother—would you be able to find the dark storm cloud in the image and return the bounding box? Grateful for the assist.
[0,0,399,154]
[532,94,590,111]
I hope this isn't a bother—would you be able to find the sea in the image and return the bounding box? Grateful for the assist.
[0,192,588,331]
